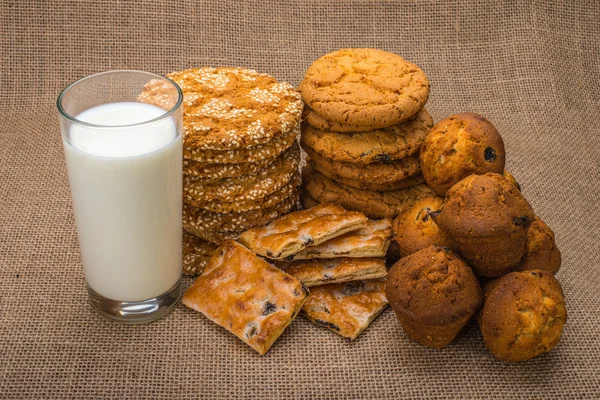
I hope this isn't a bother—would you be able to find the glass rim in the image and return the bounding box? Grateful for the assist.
[56,70,183,129]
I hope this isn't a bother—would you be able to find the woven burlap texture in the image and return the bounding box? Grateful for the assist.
[1,1,599,399]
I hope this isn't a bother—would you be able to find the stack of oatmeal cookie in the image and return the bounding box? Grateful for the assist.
[298,48,436,218]
[141,67,303,275]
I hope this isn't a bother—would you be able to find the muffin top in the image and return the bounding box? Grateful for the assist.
[385,245,483,326]
[479,269,567,362]
[392,196,453,257]
[434,173,534,238]
[419,112,505,196]
[518,216,562,275]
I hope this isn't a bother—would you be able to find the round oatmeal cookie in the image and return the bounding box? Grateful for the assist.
[191,173,301,213]
[304,146,421,186]
[182,195,297,243]
[183,123,298,163]
[304,106,383,132]
[301,108,433,164]
[299,48,430,127]
[154,67,302,151]
[183,153,277,179]
[302,165,435,218]
[311,160,424,191]
[183,142,300,203]
[182,230,218,276]
[420,112,506,196]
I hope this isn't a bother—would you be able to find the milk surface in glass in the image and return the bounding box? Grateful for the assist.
[63,102,182,301]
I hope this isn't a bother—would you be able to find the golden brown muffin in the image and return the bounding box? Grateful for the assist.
[420,112,506,196]
[478,270,567,362]
[433,173,534,277]
[392,196,453,257]
[517,216,561,275]
[503,170,521,191]
[385,245,483,348]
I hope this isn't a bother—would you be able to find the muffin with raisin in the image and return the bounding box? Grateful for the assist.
[385,245,483,348]
[478,269,567,362]
[433,173,534,277]
[420,112,505,196]
[517,216,561,275]
[392,196,452,257]
[503,170,521,191]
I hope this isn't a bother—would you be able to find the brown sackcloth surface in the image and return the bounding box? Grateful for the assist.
[1,1,599,399]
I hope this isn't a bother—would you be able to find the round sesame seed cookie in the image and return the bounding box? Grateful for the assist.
[182,194,297,242]
[183,154,277,179]
[304,146,422,188]
[300,108,433,164]
[190,172,301,213]
[182,230,218,276]
[184,226,244,247]
[165,67,303,151]
[183,142,300,204]
[302,165,435,219]
[299,48,430,127]
[183,123,298,164]
[303,106,384,132]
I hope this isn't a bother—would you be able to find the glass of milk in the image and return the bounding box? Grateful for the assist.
[57,71,183,323]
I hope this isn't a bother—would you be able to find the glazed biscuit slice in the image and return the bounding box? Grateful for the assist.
[284,218,392,261]
[183,240,309,355]
[237,203,369,260]
[276,258,387,287]
[302,279,388,340]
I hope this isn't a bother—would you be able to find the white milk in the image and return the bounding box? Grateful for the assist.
[63,102,182,301]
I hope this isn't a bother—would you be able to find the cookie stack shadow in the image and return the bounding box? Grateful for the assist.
[297,48,436,219]
[141,67,304,275]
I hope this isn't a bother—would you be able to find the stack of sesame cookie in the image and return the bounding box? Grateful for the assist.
[298,48,436,219]
[142,67,303,275]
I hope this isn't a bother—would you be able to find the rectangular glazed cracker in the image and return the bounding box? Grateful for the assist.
[276,258,387,287]
[284,218,392,261]
[237,203,368,259]
[302,279,389,340]
[182,240,309,355]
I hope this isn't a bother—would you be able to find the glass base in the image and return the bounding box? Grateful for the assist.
[87,278,181,324]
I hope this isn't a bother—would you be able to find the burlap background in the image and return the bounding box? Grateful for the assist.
[1,0,599,398]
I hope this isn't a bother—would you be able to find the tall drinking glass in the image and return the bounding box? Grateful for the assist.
[57,71,183,323]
